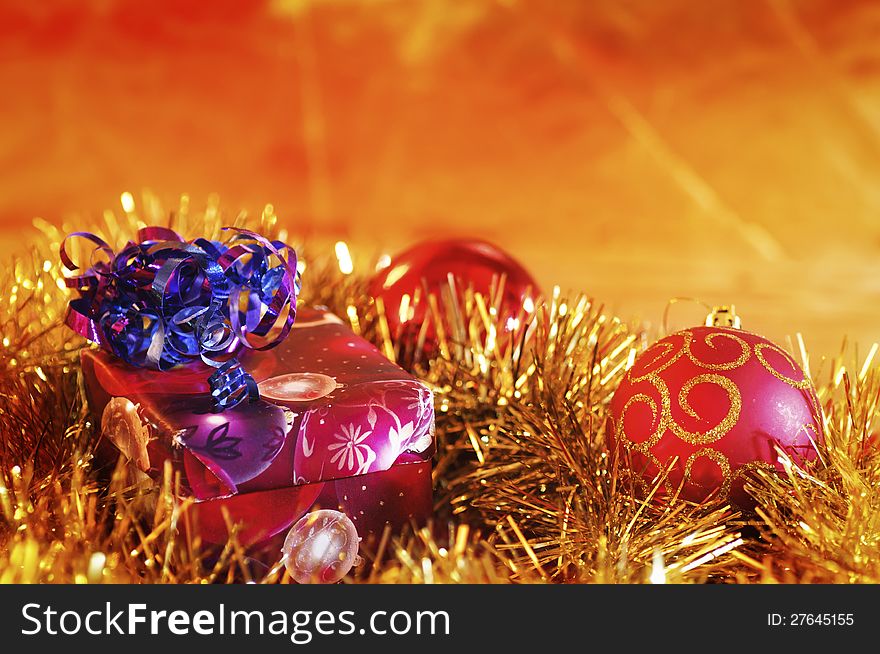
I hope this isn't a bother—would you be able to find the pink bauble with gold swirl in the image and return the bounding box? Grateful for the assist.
[608,325,822,508]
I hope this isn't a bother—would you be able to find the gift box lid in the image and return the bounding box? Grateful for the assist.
[85,307,435,501]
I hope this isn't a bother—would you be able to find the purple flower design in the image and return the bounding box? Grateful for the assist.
[186,422,242,460]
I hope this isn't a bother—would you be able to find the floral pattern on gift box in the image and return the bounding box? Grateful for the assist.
[328,423,377,474]
[82,305,436,544]
[294,379,434,484]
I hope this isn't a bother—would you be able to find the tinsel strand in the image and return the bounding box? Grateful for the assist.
[0,195,878,584]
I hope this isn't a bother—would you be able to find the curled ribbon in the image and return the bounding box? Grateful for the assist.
[61,226,301,411]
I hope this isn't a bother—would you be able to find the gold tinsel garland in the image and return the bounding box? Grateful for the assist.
[1,195,878,584]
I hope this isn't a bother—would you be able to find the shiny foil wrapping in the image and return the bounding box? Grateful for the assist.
[82,307,434,546]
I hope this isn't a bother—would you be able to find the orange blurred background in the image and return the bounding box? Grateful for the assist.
[1,0,879,357]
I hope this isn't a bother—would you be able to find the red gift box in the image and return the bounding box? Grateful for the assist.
[82,307,434,546]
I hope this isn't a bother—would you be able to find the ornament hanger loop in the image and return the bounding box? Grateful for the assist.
[661,297,712,335]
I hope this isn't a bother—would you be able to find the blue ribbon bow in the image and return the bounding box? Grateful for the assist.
[61,226,300,411]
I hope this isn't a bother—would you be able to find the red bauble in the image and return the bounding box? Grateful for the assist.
[608,323,822,508]
[369,239,539,348]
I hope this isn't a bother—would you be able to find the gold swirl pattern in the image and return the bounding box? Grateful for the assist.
[669,373,742,445]
[685,330,750,371]
[614,376,671,453]
[754,342,811,389]
[683,448,732,499]
[615,326,820,504]
[628,332,689,382]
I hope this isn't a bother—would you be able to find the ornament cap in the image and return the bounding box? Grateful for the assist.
[706,305,741,329]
